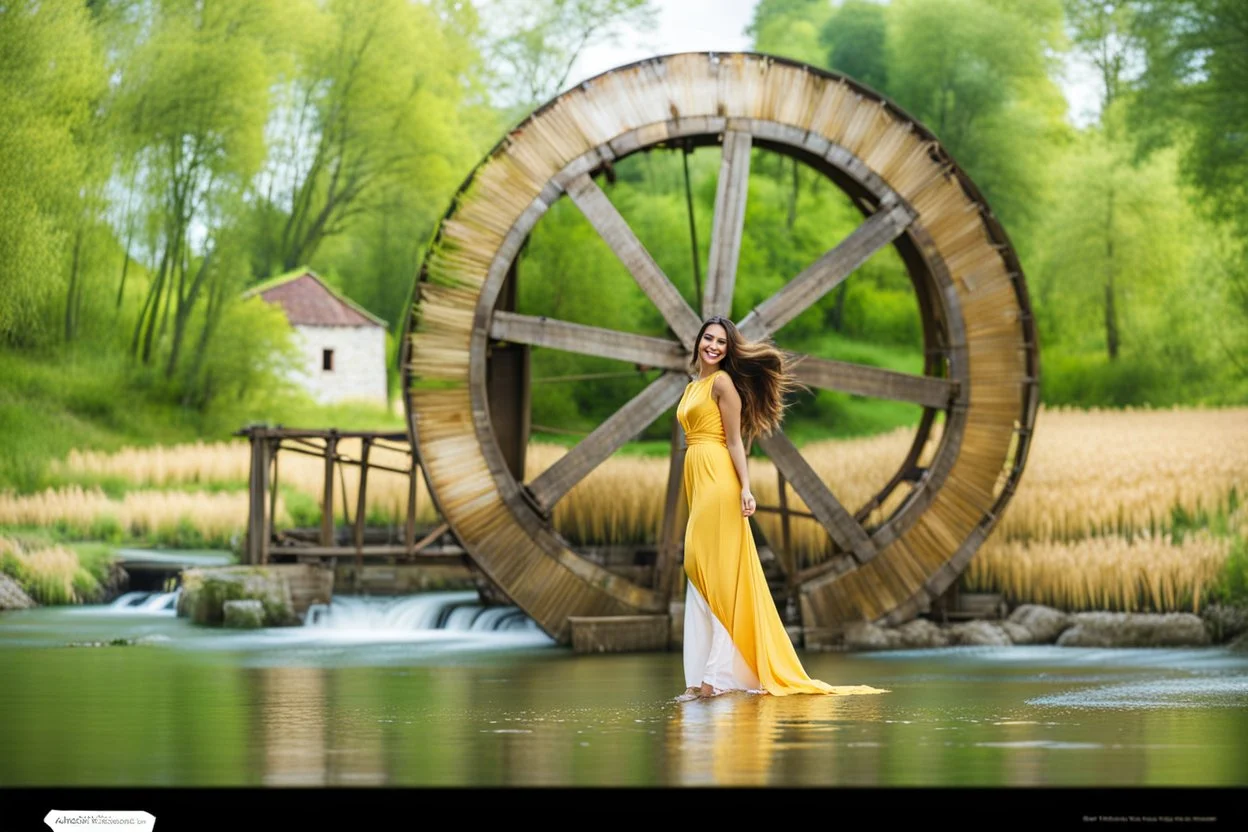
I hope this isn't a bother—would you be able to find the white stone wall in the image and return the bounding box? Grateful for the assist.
[288,324,388,405]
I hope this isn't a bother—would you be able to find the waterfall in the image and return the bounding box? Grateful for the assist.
[304,592,543,634]
[105,590,181,614]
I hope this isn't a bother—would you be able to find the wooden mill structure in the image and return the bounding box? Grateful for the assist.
[401,53,1040,646]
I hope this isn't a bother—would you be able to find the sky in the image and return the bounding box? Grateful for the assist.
[567,0,1102,128]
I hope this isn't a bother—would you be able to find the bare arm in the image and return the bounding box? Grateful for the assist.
[713,374,756,518]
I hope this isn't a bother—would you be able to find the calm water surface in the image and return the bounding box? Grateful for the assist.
[2,592,1245,787]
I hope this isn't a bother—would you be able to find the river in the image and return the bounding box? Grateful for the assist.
[1,591,1245,787]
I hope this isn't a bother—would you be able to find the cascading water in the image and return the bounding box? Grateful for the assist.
[94,588,547,644]
[303,592,543,634]
[106,589,181,614]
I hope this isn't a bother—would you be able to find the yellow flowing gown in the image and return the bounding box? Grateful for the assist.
[676,369,890,697]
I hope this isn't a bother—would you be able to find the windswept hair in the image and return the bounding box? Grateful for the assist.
[691,316,809,446]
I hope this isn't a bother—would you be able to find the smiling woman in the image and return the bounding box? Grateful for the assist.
[676,315,889,698]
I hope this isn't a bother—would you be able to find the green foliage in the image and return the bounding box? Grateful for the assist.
[1212,536,1248,607]
[819,0,890,91]
[0,0,107,346]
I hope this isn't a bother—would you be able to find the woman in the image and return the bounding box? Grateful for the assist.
[675,316,889,701]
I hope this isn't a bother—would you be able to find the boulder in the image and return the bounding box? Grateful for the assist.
[1227,631,1248,652]
[1199,604,1248,644]
[1056,612,1212,647]
[223,599,266,629]
[947,620,1013,646]
[178,566,298,627]
[1006,604,1071,643]
[1000,621,1034,644]
[97,561,131,605]
[896,618,950,648]
[0,573,36,611]
[844,621,903,650]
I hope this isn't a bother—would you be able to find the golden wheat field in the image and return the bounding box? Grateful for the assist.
[6,404,1246,611]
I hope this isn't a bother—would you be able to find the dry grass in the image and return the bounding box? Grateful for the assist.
[966,529,1233,612]
[13,404,1248,611]
[993,405,1248,541]
[53,439,437,526]
[0,485,287,547]
[0,536,96,605]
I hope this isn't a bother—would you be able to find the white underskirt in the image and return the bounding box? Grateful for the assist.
[683,578,764,695]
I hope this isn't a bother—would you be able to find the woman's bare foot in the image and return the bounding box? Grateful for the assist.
[698,682,715,698]
[675,686,700,702]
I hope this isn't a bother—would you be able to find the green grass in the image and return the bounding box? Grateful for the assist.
[0,349,405,494]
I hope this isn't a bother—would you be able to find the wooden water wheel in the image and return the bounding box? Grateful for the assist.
[402,53,1039,644]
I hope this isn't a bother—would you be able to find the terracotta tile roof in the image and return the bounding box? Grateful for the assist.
[242,269,386,328]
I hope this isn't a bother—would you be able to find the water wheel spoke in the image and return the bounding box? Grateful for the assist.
[704,130,752,318]
[792,353,956,408]
[525,371,688,512]
[490,311,687,370]
[565,172,702,348]
[737,202,915,342]
[756,430,876,564]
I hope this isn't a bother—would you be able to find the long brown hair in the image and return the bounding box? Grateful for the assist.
[691,316,808,445]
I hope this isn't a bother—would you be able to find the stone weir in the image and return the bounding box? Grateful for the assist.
[178,564,334,628]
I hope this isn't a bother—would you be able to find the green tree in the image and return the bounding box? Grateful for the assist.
[0,0,106,347]
[886,0,1067,233]
[1063,0,1141,358]
[747,0,834,66]
[819,0,889,92]
[254,0,485,278]
[1130,0,1248,240]
[113,0,288,377]
[484,0,658,112]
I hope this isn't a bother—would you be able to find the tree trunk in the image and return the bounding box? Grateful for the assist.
[1105,180,1119,361]
[64,224,85,342]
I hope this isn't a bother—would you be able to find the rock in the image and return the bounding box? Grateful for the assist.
[897,618,950,648]
[1199,604,1248,644]
[223,599,266,629]
[0,573,36,611]
[97,562,131,605]
[1006,604,1071,643]
[1000,621,1034,644]
[1056,612,1212,647]
[178,566,298,627]
[947,620,1013,646]
[1227,631,1248,652]
[844,621,903,650]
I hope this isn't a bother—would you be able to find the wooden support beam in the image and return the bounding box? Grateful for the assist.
[756,431,876,564]
[777,469,794,579]
[565,172,702,348]
[704,131,752,318]
[320,435,337,547]
[354,437,372,576]
[792,354,956,409]
[736,203,913,340]
[526,372,688,513]
[405,460,419,555]
[490,311,688,370]
[246,434,270,566]
[655,415,688,602]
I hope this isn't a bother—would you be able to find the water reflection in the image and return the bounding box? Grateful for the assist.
[669,691,888,786]
[3,605,1247,788]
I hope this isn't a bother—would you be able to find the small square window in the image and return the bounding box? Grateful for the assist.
[322,349,334,371]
